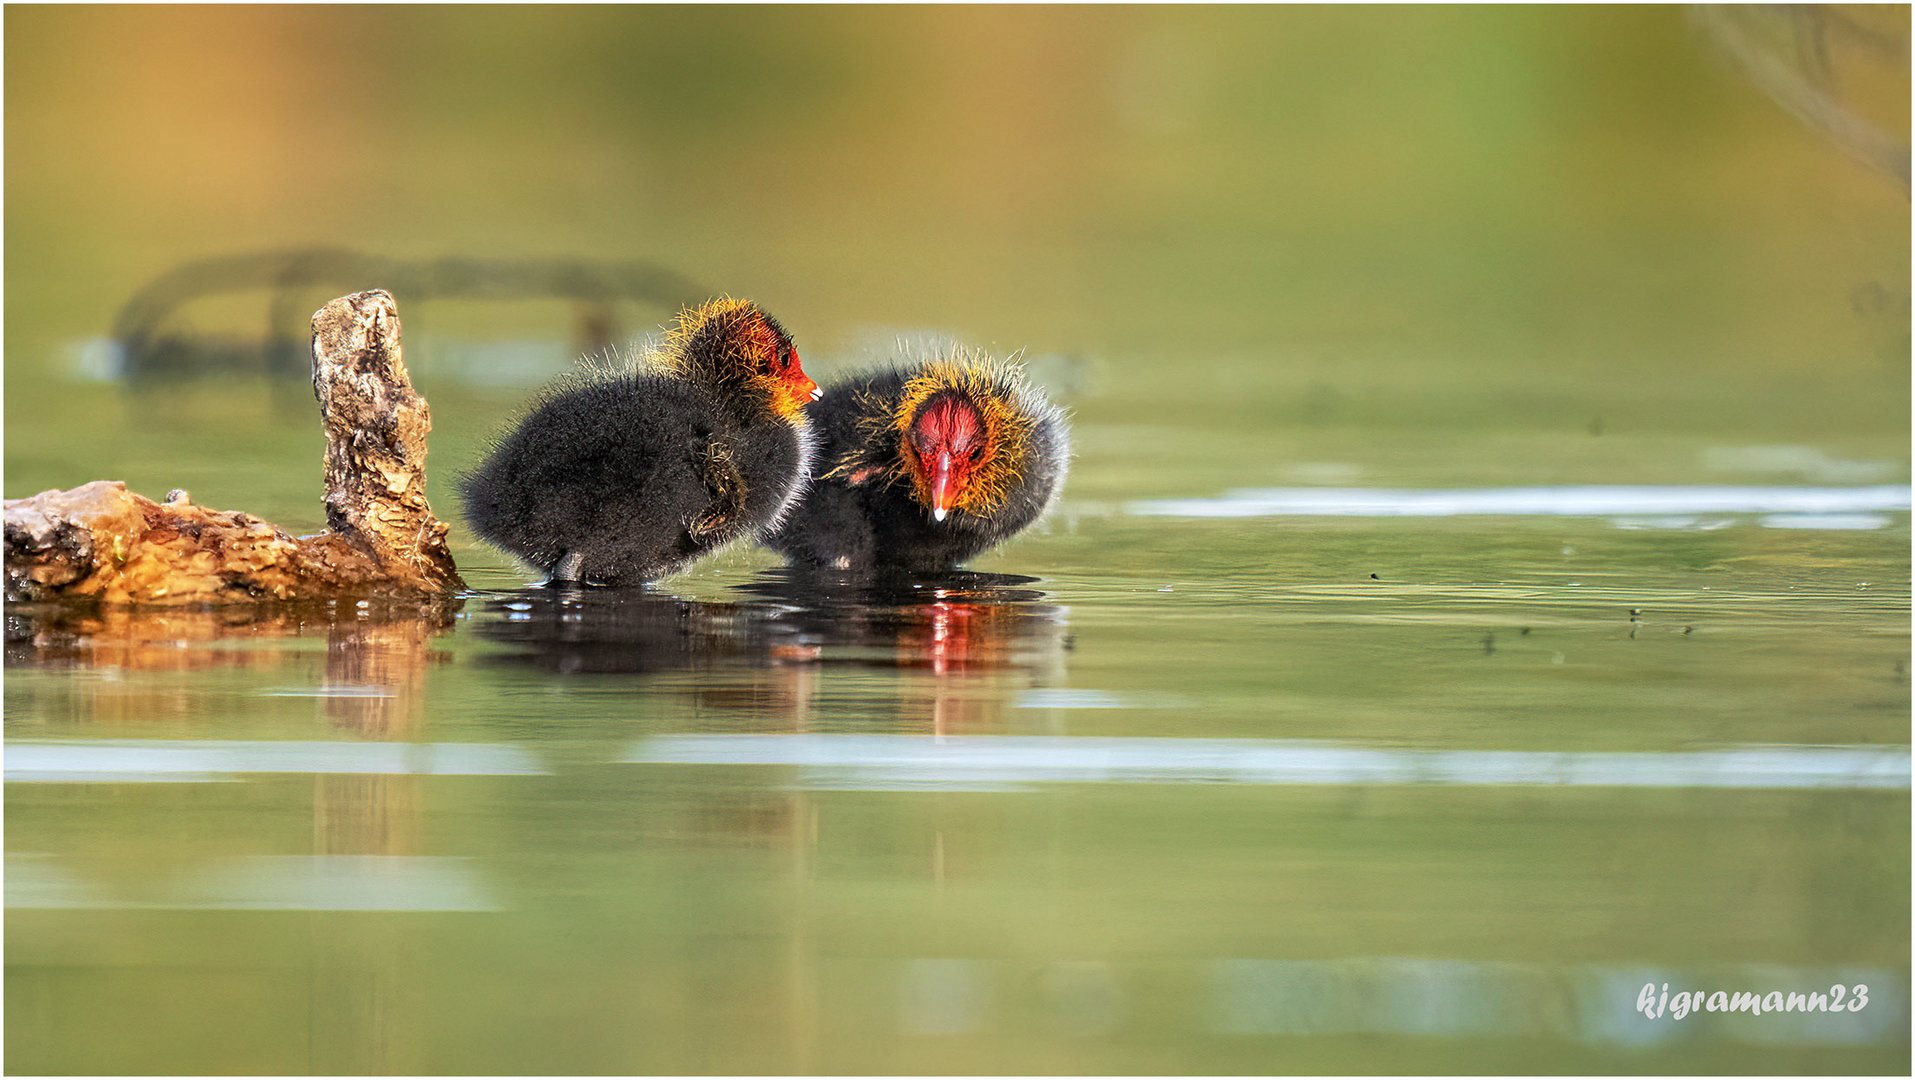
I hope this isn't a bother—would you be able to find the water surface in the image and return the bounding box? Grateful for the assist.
[7,507,1908,1074]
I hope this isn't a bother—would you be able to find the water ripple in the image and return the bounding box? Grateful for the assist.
[623,735,1910,791]
[1127,484,1912,523]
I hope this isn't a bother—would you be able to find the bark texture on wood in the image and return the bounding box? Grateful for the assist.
[310,290,460,588]
[4,290,463,604]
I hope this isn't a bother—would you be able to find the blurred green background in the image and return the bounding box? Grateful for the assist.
[5,4,1908,520]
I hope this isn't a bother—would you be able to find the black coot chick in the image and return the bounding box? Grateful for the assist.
[764,348,1068,572]
[460,299,820,584]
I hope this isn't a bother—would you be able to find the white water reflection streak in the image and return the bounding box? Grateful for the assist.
[6,854,499,912]
[5,740,547,782]
[1126,484,1911,525]
[625,735,1910,792]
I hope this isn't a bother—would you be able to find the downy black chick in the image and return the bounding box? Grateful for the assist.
[460,299,819,585]
[764,349,1068,573]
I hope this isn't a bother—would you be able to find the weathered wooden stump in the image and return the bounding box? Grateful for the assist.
[4,290,463,604]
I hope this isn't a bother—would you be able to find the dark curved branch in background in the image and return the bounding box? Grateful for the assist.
[110,249,708,383]
[1691,4,1911,191]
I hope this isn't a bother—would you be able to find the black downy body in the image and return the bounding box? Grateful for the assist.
[461,303,814,585]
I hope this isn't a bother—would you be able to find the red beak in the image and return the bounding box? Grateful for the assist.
[930,451,955,522]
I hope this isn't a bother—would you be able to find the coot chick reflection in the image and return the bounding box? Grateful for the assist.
[474,568,1069,683]
[461,299,820,586]
[765,351,1069,572]
[737,566,1069,677]
[474,586,799,676]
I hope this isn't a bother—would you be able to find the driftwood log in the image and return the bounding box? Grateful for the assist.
[3,290,462,604]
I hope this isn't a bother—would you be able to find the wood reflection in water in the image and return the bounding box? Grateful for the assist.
[5,603,304,727]
[7,598,457,1073]
[309,608,453,1073]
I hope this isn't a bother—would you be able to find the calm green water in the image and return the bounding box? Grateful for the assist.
[5,5,1911,1075]
[7,514,1910,1073]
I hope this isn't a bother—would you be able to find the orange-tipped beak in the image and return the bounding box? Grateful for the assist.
[785,349,821,404]
[930,451,955,522]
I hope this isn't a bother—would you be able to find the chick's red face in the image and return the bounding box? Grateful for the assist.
[909,393,986,522]
[761,334,820,416]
